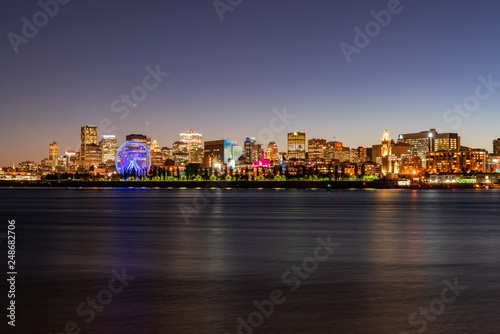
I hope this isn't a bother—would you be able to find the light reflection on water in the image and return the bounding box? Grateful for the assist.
[1,188,499,333]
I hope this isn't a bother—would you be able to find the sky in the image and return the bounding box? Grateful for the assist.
[1,0,500,166]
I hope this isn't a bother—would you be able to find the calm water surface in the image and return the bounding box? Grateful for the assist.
[1,188,499,334]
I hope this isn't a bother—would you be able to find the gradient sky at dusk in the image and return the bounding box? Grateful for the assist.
[1,0,500,166]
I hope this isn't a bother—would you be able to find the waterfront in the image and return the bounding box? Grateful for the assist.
[1,188,499,333]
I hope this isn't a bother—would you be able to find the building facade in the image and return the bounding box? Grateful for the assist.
[287,132,306,160]
[180,130,203,164]
[426,149,488,173]
[435,133,460,151]
[80,125,98,161]
[308,138,327,161]
[49,141,59,161]
[99,135,117,164]
[398,129,437,168]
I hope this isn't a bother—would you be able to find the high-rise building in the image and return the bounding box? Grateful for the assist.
[324,141,343,161]
[287,132,306,160]
[381,129,392,175]
[204,139,242,167]
[180,130,203,164]
[126,134,151,149]
[435,133,460,151]
[172,141,189,167]
[398,129,437,168]
[493,138,500,156]
[80,125,98,160]
[84,144,102,169]
[161,147,174,163]
[243,138,257,164]
[150,140,163,167]
[308,138,327,161]
[99,135,117,164]
[65,150,77,172]
[49,141,59,161]
[266,142,279,162]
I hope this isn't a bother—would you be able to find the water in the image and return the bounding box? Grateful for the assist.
[1,188,499,334]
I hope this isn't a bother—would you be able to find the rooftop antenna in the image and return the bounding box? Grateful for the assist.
[146,122,149,137]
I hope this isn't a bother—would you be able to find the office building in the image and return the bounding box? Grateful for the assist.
[266,142,279,163]
[80,125,98,160]
[324,141,343,162]
[435,133,460,151]
[172,141,189,167]
[204,139,242,167]
[287,132,306,160]
[150,140,163,168]
[180,130,203,164]
[398,129,437,168]
[49,141,59,161]
[126,134,151,149]
[308,138,327,161]
[99,135,117,164]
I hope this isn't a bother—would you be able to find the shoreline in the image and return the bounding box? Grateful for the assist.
[0,180,484,189]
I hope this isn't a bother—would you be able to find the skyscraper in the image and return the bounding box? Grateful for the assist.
[99,135,117,164]
[204,139,242,167]
[493,138,500,156]
[266,142,279,162]
[180,130,203,164]
[435,133,460,151]
[307,138,327,161]
[49,141,59,161]
[287,132,306,160]
[80,125,98,160]
[172,141,189,167]
[324,141,343,162]
[398,129,437,168]
[243,137,257,164]
[126,134,151,149]
[150,140,163,167]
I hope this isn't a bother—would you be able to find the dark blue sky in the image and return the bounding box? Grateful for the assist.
[1,0,500,166]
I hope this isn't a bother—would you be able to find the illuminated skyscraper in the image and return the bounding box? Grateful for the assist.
[381,129,392,176]
[172,141,189,166]
[324,141,343,162]
[204,139,242,167]
[307,138,326,161]
[287,132,306,160]
[150,140,163,167]
[49,141,59,161]
[435,133,460,151]
[398,129,437,168]
[99,135,117,164]
[180,130,203,163]
[80,125,98,160]
[244,137,257,164]
[84,144,102,169]
[266,142,279,162]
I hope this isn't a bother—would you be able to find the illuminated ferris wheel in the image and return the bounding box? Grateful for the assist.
[115,141,151,176]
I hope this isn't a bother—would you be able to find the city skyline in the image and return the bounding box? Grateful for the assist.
[2,1,500,166]
[3,121,500,168]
